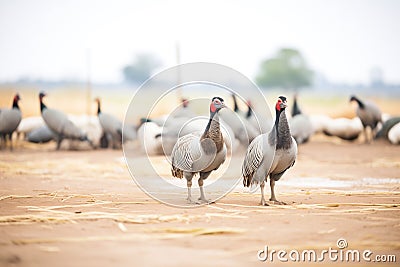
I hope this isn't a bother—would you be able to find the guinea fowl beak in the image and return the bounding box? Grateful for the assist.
[221,103,227,109]
[280,101,288,109]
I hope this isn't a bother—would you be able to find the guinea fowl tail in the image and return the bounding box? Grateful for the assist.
[243,174,252,187]
[171,166,183,179]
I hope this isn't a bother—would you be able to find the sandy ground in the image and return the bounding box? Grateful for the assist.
[0,139,399,266]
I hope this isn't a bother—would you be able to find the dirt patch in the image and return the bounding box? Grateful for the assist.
[0,140,399,266]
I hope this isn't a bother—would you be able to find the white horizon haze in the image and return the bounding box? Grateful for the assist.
[0,0,399,85]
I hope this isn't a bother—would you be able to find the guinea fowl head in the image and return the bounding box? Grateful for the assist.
[94,98,101,114]
[12,94,21,108]
[181,98,189,108]
[350,95,364,109]
[210,97,226,114]
[246,100,252,107]
[349,95,358,102]
[39,92,46,99]
[39,92,47,112]
[275,96,288,112]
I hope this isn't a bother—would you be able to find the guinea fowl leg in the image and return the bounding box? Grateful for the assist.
[260,181,268,206]
[184,173,196,204]
[0,135,4,149]
[186,179,194,203]
[56,139,62,150]
[7,134,13,151]
[363,127,370,144]
[198,172,213,203]
[269,179,286,205]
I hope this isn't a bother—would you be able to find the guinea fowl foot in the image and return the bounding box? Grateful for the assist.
[269,198,287,205]
[260,199,270,206]
[198,197,214,204]
[186,197,198,204]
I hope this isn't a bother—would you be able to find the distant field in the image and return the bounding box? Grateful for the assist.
[1,85,399,123]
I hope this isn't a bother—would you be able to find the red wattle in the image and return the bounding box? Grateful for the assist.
[210,103,217,113]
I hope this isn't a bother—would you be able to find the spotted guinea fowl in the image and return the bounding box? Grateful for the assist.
[242,96,297,206]
[39,92,93,150]
[0,94,22,150]
[350,95,382,143]
[171,97,227,204]
[95,98,122,149]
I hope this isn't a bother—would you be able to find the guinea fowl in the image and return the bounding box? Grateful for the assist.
[289,95,313,144]
[95,98,122,149]
[171,97,227,204]
[242,96,297,206]
[39,92,93,150]
[0,94,22,150]
[350,95,382,143]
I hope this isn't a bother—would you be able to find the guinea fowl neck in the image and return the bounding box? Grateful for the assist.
[232,95,239,113]
[97,101,101,115]
[12,98,20,109]
[291,98,301,117]
[201,111,224,153]
[203,111,217,135]
[39,98,47,113]
[246,104,252,118]
[272,108,292,150]
[354,98,365,109]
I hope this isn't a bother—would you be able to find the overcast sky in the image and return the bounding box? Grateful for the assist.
[0,0,399,84]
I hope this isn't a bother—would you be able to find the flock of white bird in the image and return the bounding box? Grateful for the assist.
[136,94,400,157]
[0,92,399,151]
